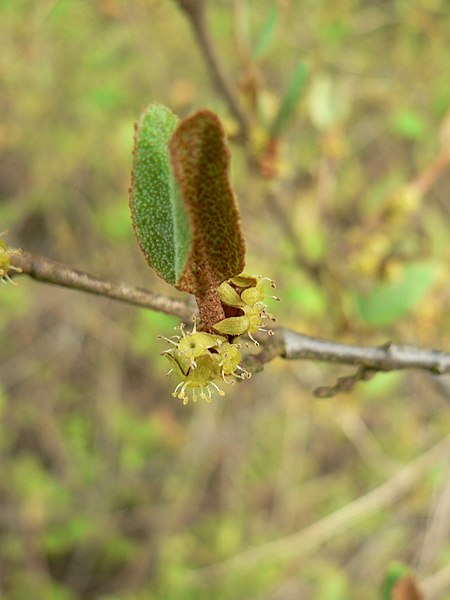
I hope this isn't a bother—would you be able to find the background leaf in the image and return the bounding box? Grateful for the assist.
[355,262,441,326]
[130,104,192,286]
[381,563,423,600]
[382,562,411,600]
[271,62,308,137]
[253,4,278,60]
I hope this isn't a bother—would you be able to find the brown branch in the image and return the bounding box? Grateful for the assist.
[9,253,450,386]
[175,0,249,139]
[191,434,450,580]
[11,252,192,321]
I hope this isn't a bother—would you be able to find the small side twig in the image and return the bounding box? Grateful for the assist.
[175,0,249,139]
[314,366,378,398]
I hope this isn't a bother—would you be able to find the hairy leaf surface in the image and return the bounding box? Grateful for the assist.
[130,104,191,285]
[170,110,246,297]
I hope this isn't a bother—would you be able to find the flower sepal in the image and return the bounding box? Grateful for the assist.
[0,232,22,285]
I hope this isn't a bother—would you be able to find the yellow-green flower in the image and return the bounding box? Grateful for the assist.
[159,273,278,403]
[0,232,22,285]
[161,323,244,404]
[164,349,225,404]
[214,341,250,382]
[213,274,278,344]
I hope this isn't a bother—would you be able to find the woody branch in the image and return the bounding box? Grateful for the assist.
[10,252,450,396]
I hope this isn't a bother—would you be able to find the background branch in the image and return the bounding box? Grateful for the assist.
[10,253,450,390]
[175,0,249,139]
[193,434,450,580]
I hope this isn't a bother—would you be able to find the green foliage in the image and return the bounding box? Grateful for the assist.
[381,562,416,600]
[355,262,441,326]
[130,104,191,286]
[271,62,308,137]
[391,110,427,140]
[253,4,278,60]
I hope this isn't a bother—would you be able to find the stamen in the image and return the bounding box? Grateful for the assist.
[192,315,198,330]
[248,332,260,346]
[210,381,226,397]
[172,381,184,397]
[158,335,179,346]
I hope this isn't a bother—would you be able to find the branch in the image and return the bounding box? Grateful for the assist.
[11,252,192,321]
[191,434,450,579]
[282,329,450,373]
[175,0,249,139]
[9,253,450,390]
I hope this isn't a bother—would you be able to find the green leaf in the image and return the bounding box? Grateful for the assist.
[355,262,440,326]
[391,110,426,140]
[382,562,411,600]
[271,62,308,137]
[381,563,423,600]
[170,110,246,296]
[253,4,278,60]
[130,103,192,286]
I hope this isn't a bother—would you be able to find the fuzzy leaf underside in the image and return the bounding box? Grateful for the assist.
[130,104,191,285]
[169,110,246,296]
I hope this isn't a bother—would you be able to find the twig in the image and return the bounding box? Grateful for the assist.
[175,0,249,139]
[314,366,377,398]
[191,435,450,579]
[422,564,450,600]
[9,253,450,383]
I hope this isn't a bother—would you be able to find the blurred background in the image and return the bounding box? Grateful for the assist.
[1,1,449,598]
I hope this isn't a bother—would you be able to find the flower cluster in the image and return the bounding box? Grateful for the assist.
[0,232,22,285]
[213,274,278,345]
[161,321,250,405]
[161,274,278,404]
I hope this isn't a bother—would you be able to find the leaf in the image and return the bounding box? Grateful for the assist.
[130,103,192,286]
[382,562,410,600]
[355,262,440,326]
[271,62,308,137]
[169,110,246,296]
[391,110,426,140]
[308,74,349,131]
[382,564,423,600]
[253,4,278,60]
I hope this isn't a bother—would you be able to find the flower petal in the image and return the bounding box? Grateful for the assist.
[213,315,250,336]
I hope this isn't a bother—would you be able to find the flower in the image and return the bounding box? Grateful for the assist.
[214,341,250,382]
[159,273,277,404]
[213,274,278,344]
[161,322,245,404]
[164,349,225,404]
[0,232,22,285]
